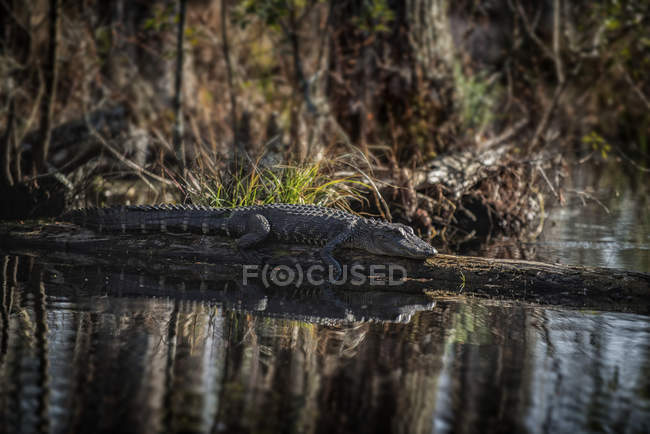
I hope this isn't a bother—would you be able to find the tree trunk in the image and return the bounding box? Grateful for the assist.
[173,0,187,168]
[33,0,59,175]
[221,0,239,156]
[1,0,31,185]
[0,97,15,186]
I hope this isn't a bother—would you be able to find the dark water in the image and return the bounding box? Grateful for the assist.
[533,162,650,272]
[1,254,649,434]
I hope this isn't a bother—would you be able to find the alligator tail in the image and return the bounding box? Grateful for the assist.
[60,204,230,234]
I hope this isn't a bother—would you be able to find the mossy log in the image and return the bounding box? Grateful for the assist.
[1,221,648,314]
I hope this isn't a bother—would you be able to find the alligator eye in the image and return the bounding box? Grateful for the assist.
[394,223,414,236]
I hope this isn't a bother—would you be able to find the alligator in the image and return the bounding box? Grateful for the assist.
[60,203,437,276]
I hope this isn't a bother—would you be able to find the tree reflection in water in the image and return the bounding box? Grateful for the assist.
[0,254,649,434]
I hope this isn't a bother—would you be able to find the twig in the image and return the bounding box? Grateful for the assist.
[513,0,554,61]
[536,164,558,198]
[613,146,650,173]
[513,0,564,83]
[481,116,529,148]
[528,80,566,151]
[618,63,650,110]
[566,189,610,214]
[577,150,595,165]
[85,117,175,192]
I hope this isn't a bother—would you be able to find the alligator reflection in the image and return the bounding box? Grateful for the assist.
[1,254,649,434]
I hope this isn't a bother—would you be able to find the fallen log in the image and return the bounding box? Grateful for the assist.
[1,220,648,314]
[13,257,438,325]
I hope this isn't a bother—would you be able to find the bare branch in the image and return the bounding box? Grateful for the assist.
[528,81,566,151]
[85,117,175,192]
[513,0,554,61]
[618,64,650,110]
[513,0,564,84]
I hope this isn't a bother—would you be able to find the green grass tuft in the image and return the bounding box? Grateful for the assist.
[186,162,369,211]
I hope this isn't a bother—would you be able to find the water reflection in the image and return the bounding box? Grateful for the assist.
[1,254,649,434]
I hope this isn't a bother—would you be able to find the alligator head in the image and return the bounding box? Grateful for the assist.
[362,222,438,259]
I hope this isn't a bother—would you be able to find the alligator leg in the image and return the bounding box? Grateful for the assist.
[235,213,271,248]
[320,230,351,281]
[234,213,271,264]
